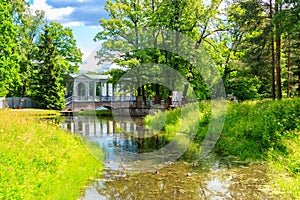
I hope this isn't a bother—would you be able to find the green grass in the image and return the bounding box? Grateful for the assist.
[145,99,300,160]
[145,98,300,197]
[145,103,201,134]
[268,130,300,199]
[216,98,300,160]
[0,110,104,199]
[10,108,61,117]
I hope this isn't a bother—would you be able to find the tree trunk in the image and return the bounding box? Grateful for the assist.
[270,0,276,99]
[182,84,189,104]
[142,85,146,105]
[137,67,141,96]
[298,33,300,97]
[275,1,282,99]
[298,64,300,97]
[155,84,160,96]
[287,38,291,98]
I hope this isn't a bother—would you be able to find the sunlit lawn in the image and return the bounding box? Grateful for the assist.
[0,109,103,199]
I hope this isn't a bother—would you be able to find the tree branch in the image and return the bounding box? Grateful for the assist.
[203,29,227,39]
[203,38,219,52]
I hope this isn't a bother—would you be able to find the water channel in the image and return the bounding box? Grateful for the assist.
[60,115,277,200]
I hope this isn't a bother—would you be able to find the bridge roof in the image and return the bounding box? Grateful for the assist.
[68,74,110,80]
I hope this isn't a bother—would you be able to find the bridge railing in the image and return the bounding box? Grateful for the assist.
[66,96,136,102]
[100,96,136,102]
[1,97,38,109]
[65,96,73,105]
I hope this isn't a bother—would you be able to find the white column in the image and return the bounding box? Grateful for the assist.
[86,82,89,100]
[99,82,102,100]
[106,82,109,97]
[108,83,113,97]
[101,83,106,97]
[73,82,77,97]
[94,81,97,100]
[65,82,69,96]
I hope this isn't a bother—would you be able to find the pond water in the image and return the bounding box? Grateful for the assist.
[60,115,277,200]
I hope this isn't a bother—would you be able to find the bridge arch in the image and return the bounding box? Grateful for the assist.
[102,105,112,110]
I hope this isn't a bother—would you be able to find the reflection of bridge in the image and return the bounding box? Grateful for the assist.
[61,116,166,167]
[62,116,133,136]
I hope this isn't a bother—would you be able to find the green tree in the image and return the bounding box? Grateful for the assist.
[95,0,224,102]
[274,0,283,99]
[222,0,277,99]
[0,0,20,96]
[279,0,300,97]
[32,22,82,110]
[14,10,45,97]
[0,0,83,108]
[222,0,299,100]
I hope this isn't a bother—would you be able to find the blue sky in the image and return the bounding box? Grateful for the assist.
[30,0,108,60]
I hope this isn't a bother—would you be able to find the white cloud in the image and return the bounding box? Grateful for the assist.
[31,0,74,22]
[63,21,85,27]
[30,0,107,27]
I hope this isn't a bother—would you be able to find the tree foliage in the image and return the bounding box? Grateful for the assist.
[95,0,224,101]
[32,22,82,110]
[95,0,300,101]
[0,1,20,96]
[224,0,300,99]
[0,1,82,110]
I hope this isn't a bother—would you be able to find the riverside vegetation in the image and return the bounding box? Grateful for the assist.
[0,110,103,199]
[145,98,300,198]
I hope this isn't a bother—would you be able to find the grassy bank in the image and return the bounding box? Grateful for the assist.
[216,99,300,159]
[218,99,300,198]
[268,131,300,198]
[145,98,300,197]
[0,110,103,199]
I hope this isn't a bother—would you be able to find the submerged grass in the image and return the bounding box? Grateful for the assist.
[0,110,103,199]
[78,110,112,117]
[145,98,300,197]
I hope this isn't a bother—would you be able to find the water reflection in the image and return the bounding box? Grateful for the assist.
[61,116,117,136]
[79,162,273,200]
[61,116,175,170]
[61,116,275,200]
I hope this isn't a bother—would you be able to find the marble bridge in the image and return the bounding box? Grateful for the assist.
[64,73,182,113]
[64,97,134,111]
[64,74,136,111]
